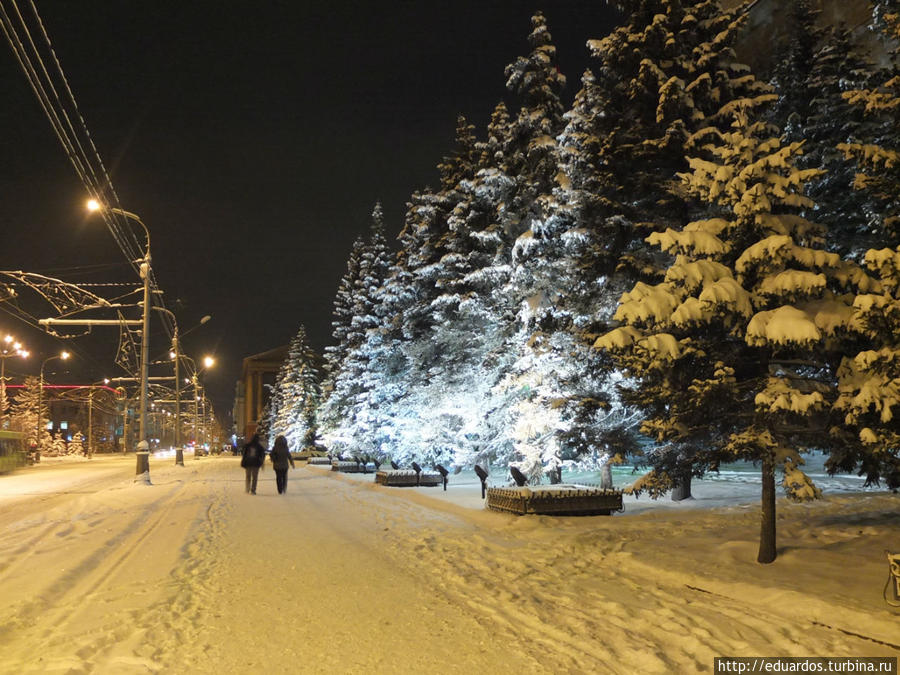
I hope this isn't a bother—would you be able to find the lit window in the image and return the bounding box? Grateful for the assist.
[60,421,68,430]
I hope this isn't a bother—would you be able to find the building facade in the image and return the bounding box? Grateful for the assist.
[237,345,288,443]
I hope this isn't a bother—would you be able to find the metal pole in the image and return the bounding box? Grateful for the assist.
[135,251,152,481]
[193,375,199,458]
[88,389,93,459]
[36,367,43,451]
[174,333,183,466]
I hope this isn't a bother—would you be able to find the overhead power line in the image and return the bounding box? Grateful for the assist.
[0,0,177,343]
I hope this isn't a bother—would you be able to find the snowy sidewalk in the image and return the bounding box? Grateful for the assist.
[0,456,897,674]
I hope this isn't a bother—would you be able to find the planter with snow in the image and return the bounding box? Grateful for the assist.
[486,484,623,516]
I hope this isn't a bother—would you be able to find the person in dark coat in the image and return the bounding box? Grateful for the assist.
[240,434,266,494]
[269,435,295,494]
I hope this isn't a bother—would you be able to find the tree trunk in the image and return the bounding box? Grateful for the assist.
[671,471,692,501]
[599,462,613,489]
[757,455,777,564]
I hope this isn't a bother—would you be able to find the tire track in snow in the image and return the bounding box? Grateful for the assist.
[0,476,195,673]
[0,469,127,584]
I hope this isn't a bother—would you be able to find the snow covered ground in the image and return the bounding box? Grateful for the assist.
[0,453,897,674]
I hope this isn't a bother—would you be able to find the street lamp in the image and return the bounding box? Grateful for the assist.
[37,351,70,452]
[163,312,211,466]
[1,334,29,424]
[190,355,215,456]
[87,199,152,482]
[84,378,110,459]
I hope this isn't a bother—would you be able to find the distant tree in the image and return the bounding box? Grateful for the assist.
[71,431,86,456]
[255,389,274,448]
[49,431,67,457]
[272,325,321,450]
[9,376,46,448]
[768,0,826,131]
[0,385,10,429]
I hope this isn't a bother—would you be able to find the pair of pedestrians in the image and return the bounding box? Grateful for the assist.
[240,434,295,494]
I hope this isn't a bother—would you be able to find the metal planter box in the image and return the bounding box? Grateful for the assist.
[486,484,623,516]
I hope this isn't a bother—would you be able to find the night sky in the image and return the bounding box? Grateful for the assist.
[0,1,619,423]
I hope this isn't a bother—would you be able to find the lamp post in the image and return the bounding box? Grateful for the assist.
[1,334,29,424]
[87,199,152,481]
[85,378,110,459]
[37,351,70,452]
[163,313,211,466]
[189,355,215,457]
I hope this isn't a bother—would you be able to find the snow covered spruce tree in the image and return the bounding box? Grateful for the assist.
[767,0,826,134]
[319,204,392,456]
[254,392,274,447]
[270,325,321,451]
[597,109,864,563]
[831,246,900,489]
[766,8,876,258]
[484,11,593,481]
[0,384,10,429]
[588,0,775,239]
[415,18,571,473]
[829,2,900,489]
[9,375,46,448]
[837,0,900,252]
[320,234,366,410]
[412,162,519,466]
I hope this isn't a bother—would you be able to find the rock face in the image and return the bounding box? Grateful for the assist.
[722,0,880,73]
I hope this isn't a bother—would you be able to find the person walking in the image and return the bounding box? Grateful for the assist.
[269,435,295,494]
[240,433,266,494]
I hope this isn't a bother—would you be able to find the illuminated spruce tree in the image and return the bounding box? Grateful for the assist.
[321,204,392,453]
[503,11,566,203]
[321,235,365,394]
[597,109,865,563]
[272,325,320,450]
